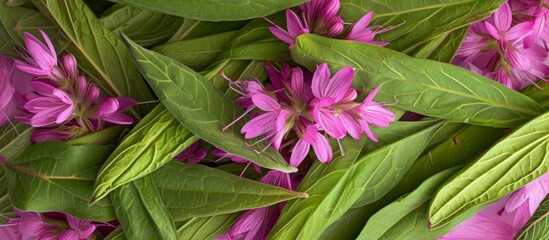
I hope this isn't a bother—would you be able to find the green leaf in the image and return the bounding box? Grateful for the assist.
[522,81,549,110]
[112,175,178,240]
[153,31,237,71]
[32,0,154,118]
[429,111,549,228]
[66,126,125,145]
[100,4,183,47]
[268,121,444,239]
[516,195,549,240]
[104,227,126,240]
[5,141,116,221]
[340,0,505,52]
[357,167,459,240]
[109,0,307,21]
[412,26,469,63]
[91,104,196,203]
[0,168,16,224]
[177,213,240,240]
[168,19,248,42]
[0,122,33,160]
[291,34,543,127]
[153,162,306,220]
[122,35,295,173]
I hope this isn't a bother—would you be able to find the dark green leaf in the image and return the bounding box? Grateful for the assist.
[292,34,543,127]
[340,0,505,52]
[66,126,125,145]
[100,4,182,47]
[168,19,248,42]
[269,121,444,239]
[0,168,16,224]
[112,175,177,240]
[516,195,549,240]
[5,141,116,221]
[109,0,307,21]
[91,104,196,203]
[177,213,240,240]
[104,227,126,240]
[522,81,549,110]
[32,0,154,118]
[0,122,33,160]
[123,35,295,173]
[153,162,306,220]
[412,26,469,63]
[429,111,549,228]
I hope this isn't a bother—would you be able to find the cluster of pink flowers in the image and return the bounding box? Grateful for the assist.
[267,0,398,48]
[0,30,137,142]
[454,0,549,90]
[0,209,106,239]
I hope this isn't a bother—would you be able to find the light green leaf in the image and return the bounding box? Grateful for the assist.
[109,0,307,21]
[269,121,444,239]
[91,104,196,203]
[358,167,459,240]
[0,122,33,160]
[5,141,116,221]
[100,4,182,47]
[123,35,295,173]
[153,162,306,220]
[177,213,240,240]
[516,195,549,240]
[340,0,505,52]
[429,111,549,228]
[112,175,178,240]
[32,0,154,118]
[292,34,543,127]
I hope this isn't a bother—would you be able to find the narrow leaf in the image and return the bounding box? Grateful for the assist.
[112,175,178,240]
[292,34,543,127]
[516,195,549,240]
[109,0,308,21]
[429,111,549,228]
[0,122,33,160]
[91,104,196,203]
[177,213,240,240]
[152,162,306,220]
[122,35,295,173]
[66,126,125,145]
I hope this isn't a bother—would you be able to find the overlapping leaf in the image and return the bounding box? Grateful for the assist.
[291,34,543,127]
[269,121,444,239]
[123,35,295,173]
[516,196,549,240]
[111,175,178,240]
[91,104,196,203]
[177,213,240,240]
[4,141,116,221]
[32,0,154,117]
[0,122,33,160]
[109,0,307,21]
[152,162,306,220]
[429,111,549,228]
[340,0,505,52]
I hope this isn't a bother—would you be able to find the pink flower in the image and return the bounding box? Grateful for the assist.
[15,30,62,78]
[299,0,344,36]
[344,12,399,46]
[218,170,298,240]
[439,173,549,240]
[290,123,332,166]
[18,79,75,127]
[0,56,33,126]
[0,209,98,240]
[174,141,206,164]
[268,10,310,47]
[93,97,137,125]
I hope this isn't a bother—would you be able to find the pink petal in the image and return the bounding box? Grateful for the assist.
[326,66,354,101]
[290,139,311,167]
[311,63,331,98]
[252,94,280,112]
[493,3,512,31]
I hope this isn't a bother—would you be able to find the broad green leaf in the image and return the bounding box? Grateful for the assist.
[522,81,549,110]
[358,167,459,240]
[152,162,306,220]
[5,141,116,221]
[100,4,182,47]
[91,104,196,203]
[153,31,237,71]
[429,111,549,228]
[32,0,154,118]
[104,227,126,240]
[112,175,177,240]
[292,34,543,127]
[168,19,248,42]
[109,0,307,21]
[412,26,469,63]
[177,213,240,240]
[212,41,290,64]
[0,122,33,160]
[340,0,505,52]
[123,35,295,173]
[66,126,125,145]
[269,121,444,239]
[516,195,549,240]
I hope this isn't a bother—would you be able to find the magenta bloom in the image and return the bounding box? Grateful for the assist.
[440,173,549,240]
[174,141,207,164]
[93,97,137,125]
[15,30,61,78]
[290,123,332,166]
[0,56,33,126]
[268,10,310,47]
[0,209,98,240]
[299,0,344,36]
[18,79,75,127]
[344,12,399,46]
